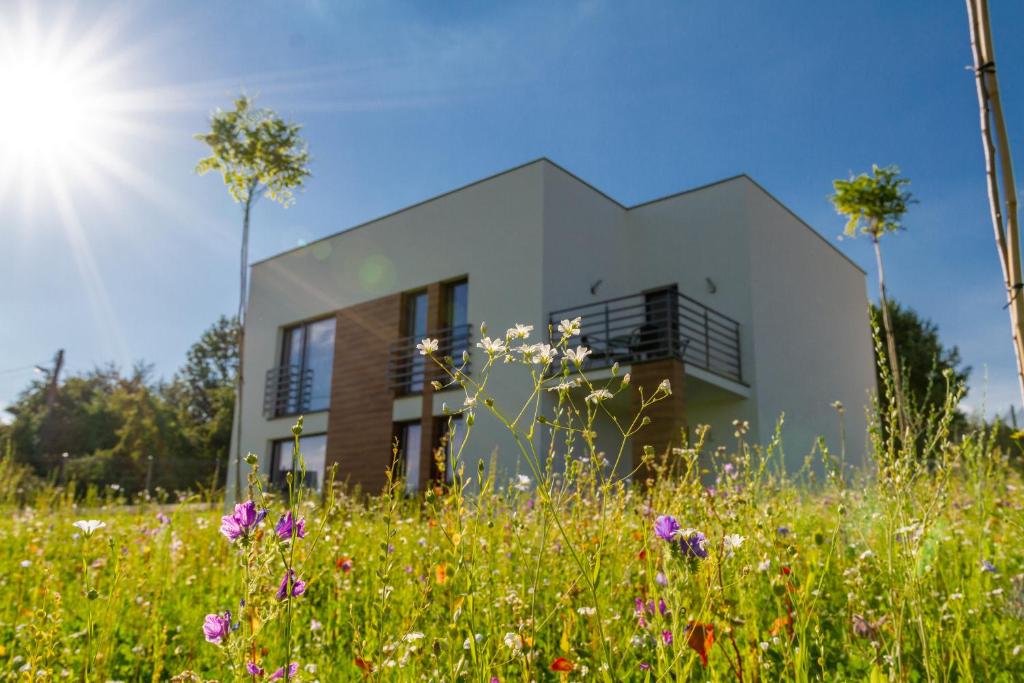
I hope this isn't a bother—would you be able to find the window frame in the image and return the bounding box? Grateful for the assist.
[268,432,329,493]
[276,315,336,416]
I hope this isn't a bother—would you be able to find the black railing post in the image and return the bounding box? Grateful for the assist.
[735,325,742,382]
[604,303,610,360]
[703,308,710,370]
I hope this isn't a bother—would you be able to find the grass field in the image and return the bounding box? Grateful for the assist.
[2,327,1023,681]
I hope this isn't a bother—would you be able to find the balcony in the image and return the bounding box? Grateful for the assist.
[387,324,473,393]
[548,285,742,383]
[263,365,313,418]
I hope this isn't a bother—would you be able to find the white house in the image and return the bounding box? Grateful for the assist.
[228,158,875,496]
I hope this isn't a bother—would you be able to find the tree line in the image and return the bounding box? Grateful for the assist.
[0,316,238,496]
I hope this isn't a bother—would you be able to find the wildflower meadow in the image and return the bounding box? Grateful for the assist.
[1,318,1022,681]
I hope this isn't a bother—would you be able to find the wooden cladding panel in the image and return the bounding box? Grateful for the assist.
[631,358,687,476]
[326,293,402,493]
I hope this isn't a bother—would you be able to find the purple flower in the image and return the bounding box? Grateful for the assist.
[275,511,307,541]
[655,571,668,587]
[634,597,646,615]
[654,515,680,542]
[658,598,669,616]
[639,662,650,671]
[269,663,299,680]
[680,530,709,559]
[981,559,997,573]
[219,501,267,542]
[246,661,265,676]
[777,526,791,537]
[156,512,171,525]
[203,611,231,644]
[661,629,673,645]
[276,570,307,600]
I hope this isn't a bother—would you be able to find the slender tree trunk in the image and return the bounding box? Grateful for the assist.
[873,235,910,437]
[966,0,1024,407]
[231,192,255,503]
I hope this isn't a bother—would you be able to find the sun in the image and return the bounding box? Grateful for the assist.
[0,52,98,164]
[0,3,124,210]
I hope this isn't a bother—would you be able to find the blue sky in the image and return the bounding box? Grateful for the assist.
[2,0,1022,421]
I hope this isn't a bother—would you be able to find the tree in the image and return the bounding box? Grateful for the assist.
[965,0,1024,408]
[162,316,239,486]
[871,301,970,434]
[831,165,914,436]
[195,96,311,501]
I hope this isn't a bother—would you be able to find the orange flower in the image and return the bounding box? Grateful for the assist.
[685,622,715,667]
[435,563,448,584]
[550,657,575,672]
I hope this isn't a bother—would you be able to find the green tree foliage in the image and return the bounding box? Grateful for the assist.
[872,301,971,433]
[0,317,239,495]
[831,165,915,437]
[195,95,310,500]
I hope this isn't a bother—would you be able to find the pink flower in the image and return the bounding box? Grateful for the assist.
[203,611,231,644]
[246,661,265,676]
[275,570,307,600]
[269,663,299,680]
[219,501,267,542]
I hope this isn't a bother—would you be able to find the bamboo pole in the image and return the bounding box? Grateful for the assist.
[966,0,1024,406]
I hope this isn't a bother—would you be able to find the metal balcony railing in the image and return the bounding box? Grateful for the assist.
[263,365,314,418]
[387,324,473,393]
[548,285,742,383]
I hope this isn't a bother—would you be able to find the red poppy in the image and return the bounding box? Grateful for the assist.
[354,657,373,673]
[550,657,575,672]
[685,621,715,667]
[336,556,353,573]
[780,565,792,576]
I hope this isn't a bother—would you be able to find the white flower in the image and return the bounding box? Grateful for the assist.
[859,549,874,561]
[514,343,538,361]
[758,558,771,572]
[476,336,507,356]
[949,592,964,600]
[547,378,581,393]
[533,344,557,364]
[564,345,592,365]
[657,379,672,396]
[724,534,745,551]
[759,641,770,651]
[416,338,439,355]
[585,389,613,403]
[464,396,477,408]
[557,317,582,337]
[511,475,531,492]
[576,606,597,616]
[310,619,323,631]
[403,632,425,642]
[19,560,30,568]
[503,632,523,651]
[73,520,106,537]
[506,323,533,340]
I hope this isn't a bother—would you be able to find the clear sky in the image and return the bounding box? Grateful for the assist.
[2,0,1023,421]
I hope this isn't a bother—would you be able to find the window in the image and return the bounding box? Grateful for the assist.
[271,434,327,493]
[393,421,422,494]
[280,317,336,413]
[444,280,470,360]
[404,291,429,393]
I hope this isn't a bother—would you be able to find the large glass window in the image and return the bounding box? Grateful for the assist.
[404,291,429,393]
[280,317,335,413]
[445,280,469,361]
[271,434,327,493]
[393,421,422,494]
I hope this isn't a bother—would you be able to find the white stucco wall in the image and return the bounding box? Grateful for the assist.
[743,179,875,471]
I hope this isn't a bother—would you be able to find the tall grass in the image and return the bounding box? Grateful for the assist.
[0,319,1021,681]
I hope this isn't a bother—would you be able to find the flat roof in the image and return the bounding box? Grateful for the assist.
[252,157,865,275]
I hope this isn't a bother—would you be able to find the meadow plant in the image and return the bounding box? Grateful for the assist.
[0,313,1020,681]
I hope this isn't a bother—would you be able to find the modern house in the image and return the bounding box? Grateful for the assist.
[228,159,875,497]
